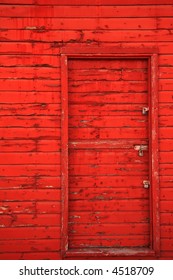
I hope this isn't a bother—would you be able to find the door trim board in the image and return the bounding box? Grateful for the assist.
[60,47,159,259]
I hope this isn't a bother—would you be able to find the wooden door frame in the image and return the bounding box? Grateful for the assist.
[60,46,159,259]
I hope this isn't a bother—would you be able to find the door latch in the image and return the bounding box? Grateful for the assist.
[142,107,149,115]
[134,145,148,157]
[143,180,150,189]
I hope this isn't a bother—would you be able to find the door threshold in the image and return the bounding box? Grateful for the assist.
[64,247,156,258]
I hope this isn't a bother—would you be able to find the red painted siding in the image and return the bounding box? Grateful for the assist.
[0,0,172,260]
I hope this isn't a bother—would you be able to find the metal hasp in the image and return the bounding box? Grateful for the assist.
[142,107,149,115]
[143,180,150,189]
[134,144,148,157]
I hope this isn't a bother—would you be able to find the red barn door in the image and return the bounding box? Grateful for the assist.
[61,50,159,258]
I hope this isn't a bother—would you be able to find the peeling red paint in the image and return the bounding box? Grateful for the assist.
[0,0,172,260]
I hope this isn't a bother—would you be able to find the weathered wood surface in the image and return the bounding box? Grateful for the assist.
[0,0,172,259]
[67,58,150,251]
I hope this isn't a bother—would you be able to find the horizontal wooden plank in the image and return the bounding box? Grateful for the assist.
[0,165,60,176]
[0,227,60,239]
[1,0,173,5]
[1,29,173,42]
[69,165,148,176]
[161,202,173,213]
[69,140,148,149]
[0,55,59,67]
[121,69,147,81]
[0,127,60,139]
[160,79,173,91]
[71,176,173,189]
[1,140,36,152]
[36,202,61,214]
[160,214,173,228]
[0,67,60,79]
[69,93,147,104]
[69,211,149,224]
[4,0,173,4]
[69,235,149,248]
[69,115,148,128]
[81,30,173,42]
[0,0,34,3]
[36,140,61,152]
[61,42,173,54]
[160,116,173,127]
[69,223,149,236]
[161,239,173,251]
[69,104,147,116]
[0,252,61,260]
[69,81,147,93]
[0,214,60,227]
[69,175,148,188]
[0,92,60,104]
[159,104,173,116]
[69,68,147,81]
[160,128,173,138]
[35,176,61,189]
[161,226,173,238]
[120,41,172,55]
[0,17,157,30]
[69,127,147,140]
[0,189,60,201]
[0,151,60,165]
[160,152,173,163]
[0,201,35,214]
[69,199,149,211]
[159,91,173,103]
[160,190,173,203]
[159,68,173,79]
[0,5,173,18]
[0,42,60,55]
[69,150,148,164]
[102,42,173,54]
[0,176,35,189]
[0,239,60,252]
[0,176,58,191]
[0,104,60,115]
[160,188,173,200]
[160,167,173,176]
[1,140,60,152]
[0,201,61,214]
[37,0,173,4]
[0,116,60,127]
[0,29,79,42]
[0,176,61,189]
[69,59,147,69]
[0,79,60,91]
[69,187,149,200]
[160,176,173,188]
[159,55,173,66]
[158,18,173,29]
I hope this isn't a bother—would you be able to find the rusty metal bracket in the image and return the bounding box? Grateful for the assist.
[134,144,148,157]
[142,107,149,115]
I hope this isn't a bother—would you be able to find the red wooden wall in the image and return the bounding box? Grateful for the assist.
[0,0,173,260]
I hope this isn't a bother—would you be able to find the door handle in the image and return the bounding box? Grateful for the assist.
[143,180,150,189]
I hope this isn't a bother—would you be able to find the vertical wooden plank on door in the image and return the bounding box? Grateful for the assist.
[150,54,160,256]
[61,54,68,258]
